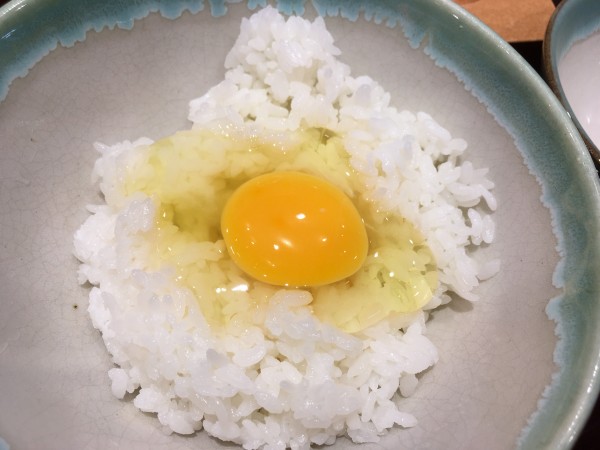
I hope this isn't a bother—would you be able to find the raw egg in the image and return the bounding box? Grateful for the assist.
[221,171,369,287]
[124,127,437,332]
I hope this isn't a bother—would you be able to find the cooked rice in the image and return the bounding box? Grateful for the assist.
[74,6,498,449]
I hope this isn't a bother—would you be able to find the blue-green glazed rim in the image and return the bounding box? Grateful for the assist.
[2,1,600,449]
[543,0,600,165]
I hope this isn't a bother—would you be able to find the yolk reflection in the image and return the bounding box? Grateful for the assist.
[221,171,368,287]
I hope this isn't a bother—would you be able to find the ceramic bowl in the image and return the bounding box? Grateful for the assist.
[543,0,600,166]
[1,1,600,449]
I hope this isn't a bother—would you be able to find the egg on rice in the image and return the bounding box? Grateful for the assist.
[73,6,498,449]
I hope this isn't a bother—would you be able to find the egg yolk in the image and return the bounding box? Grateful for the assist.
[221,171,368,287]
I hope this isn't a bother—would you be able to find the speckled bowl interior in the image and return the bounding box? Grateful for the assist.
[543,0,600,166]
[1,1,600,449]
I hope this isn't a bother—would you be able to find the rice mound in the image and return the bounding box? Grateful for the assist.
[73,6,498,450]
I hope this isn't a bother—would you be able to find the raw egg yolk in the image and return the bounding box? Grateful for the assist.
[221,171,368,287]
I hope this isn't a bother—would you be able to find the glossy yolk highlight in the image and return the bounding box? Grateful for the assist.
[221,171,368,287]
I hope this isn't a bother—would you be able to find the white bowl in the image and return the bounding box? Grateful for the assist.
[544,0,600,165]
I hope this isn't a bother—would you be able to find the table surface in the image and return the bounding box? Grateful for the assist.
[0,0,598,448]
[454,0,555,42]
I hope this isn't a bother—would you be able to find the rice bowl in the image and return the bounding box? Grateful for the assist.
[2,0,600,448]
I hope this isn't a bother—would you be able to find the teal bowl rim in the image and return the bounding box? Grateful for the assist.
[543,0,600,166]
[1,0,600,449]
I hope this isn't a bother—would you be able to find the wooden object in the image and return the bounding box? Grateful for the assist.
[453,0,555,42]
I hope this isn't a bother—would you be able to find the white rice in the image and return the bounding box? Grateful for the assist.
[74,6,498,449]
